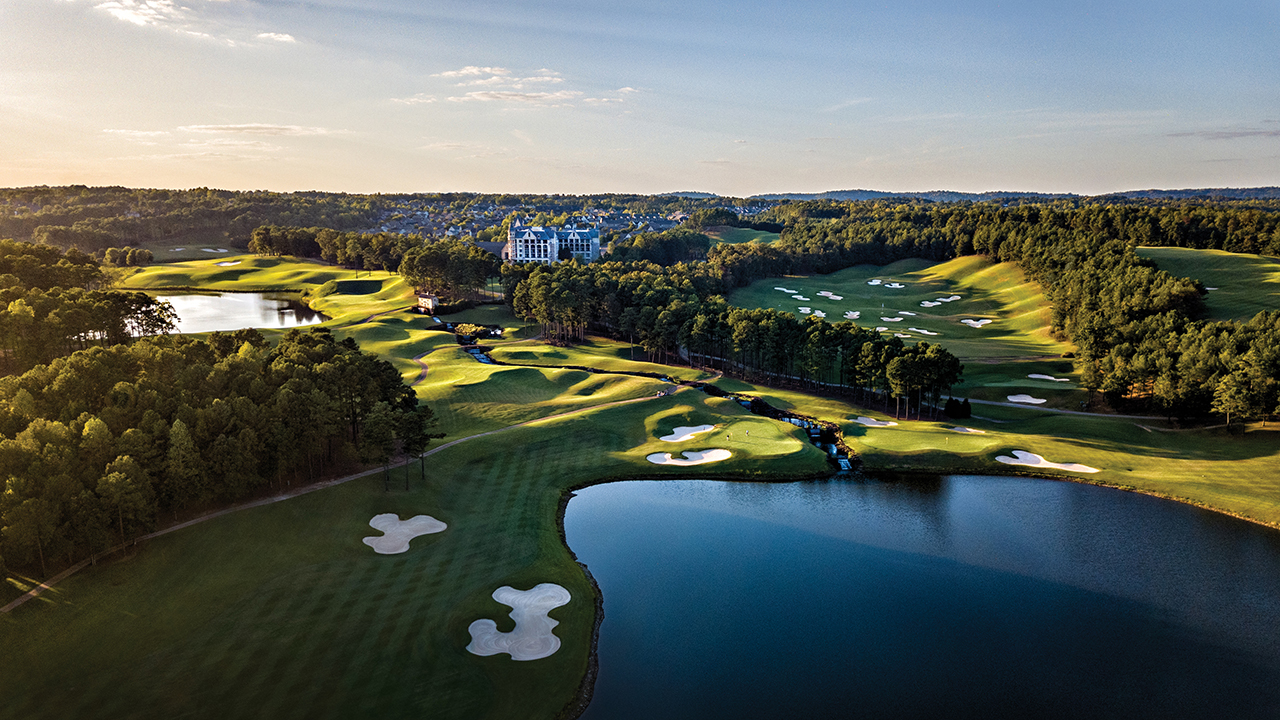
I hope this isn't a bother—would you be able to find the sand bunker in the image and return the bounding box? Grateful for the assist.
[813,310,826,318]
[775,287,798,294]
[880,316,903,322]
[362,513,447,554]
[884,282,905,289]
[920,301,941,308]
[1206,287,1218,291]
[894,333,912,338]
[875,326,889,332]
[867,279,882,286]
[799,307,811,314]
[646,449,732,466]
[853,416,898,427]
[1007,394,1047,404]
[169,247,186,252]
[908,327,938,335]
[467,584,572,661]
[843,311,861,320]
[200,248,230,253]
[792,295,810,301]
[818,290,833,296]
[898,311,916,316]
[938,295,961,302]
[1028,374,1071,382]
[950,426,986,434]
[660,425,716,442]
[996,450,1099,474]
[961,319,993,328]
[215,260,242,267]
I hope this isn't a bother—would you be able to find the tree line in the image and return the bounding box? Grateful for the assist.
[505,260,964,413]
[1,240,177,374]
[0,327,437,578]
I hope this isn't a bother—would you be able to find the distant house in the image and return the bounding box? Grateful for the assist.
[416,293,439,314]
[504,221,601,263]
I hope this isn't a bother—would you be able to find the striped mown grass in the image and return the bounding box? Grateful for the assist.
[0,392,828,720]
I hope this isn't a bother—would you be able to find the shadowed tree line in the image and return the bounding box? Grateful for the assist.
[0,240,177,374]
[0,327,438,578]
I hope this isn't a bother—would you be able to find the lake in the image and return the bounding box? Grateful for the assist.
[157,292,326,334]
[564,476,1280,719]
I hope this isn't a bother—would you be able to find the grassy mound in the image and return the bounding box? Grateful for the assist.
[1136,246,1280,321]
[705,226,781,244]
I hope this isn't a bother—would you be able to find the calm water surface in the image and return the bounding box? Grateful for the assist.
[564,476,1280,719]
[158,293,325,334]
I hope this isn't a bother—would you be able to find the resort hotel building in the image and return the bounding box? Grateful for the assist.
[504,221,601,263]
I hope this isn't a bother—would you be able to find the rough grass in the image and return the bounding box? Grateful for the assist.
[726,256,1070,361]
[1136,246,1280,321]
[0,393,827,720]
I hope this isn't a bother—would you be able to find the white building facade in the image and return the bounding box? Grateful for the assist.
[504,221,601,263]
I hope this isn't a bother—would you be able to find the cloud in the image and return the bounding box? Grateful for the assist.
[104,129,171,138]
[448,90,582,106]
[181,138,281,151]
[179,123,334,136]
[618,87,638,94]
[392,94,437,105]
[257,32,297,43]
[824,98,873,112]
[1169,128,1280,140]
[93,0,182,27]
[434,66,510,78]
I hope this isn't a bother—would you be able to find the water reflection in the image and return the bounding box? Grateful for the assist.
[158,292,326,334]
[566,476,1280,719]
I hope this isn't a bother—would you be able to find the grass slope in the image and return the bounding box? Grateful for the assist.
[705,226,780,244]
[1136,246,1280,321]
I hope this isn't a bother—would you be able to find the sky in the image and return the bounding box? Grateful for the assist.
[1,0,1278,196]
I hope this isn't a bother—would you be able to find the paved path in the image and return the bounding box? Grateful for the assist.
[1,381,680,614]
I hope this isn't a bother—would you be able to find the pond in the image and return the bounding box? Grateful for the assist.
[564,476,1280,719]
[157,292,326,334]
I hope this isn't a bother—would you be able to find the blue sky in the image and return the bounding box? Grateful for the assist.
[1,0,1277,195]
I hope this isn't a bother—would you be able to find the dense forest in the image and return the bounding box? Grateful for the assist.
[0,240,437,577]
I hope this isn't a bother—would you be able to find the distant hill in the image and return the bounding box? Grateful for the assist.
[659,191,720,199]
[751,187,1280,202]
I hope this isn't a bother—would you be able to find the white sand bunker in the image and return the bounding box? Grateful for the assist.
[1206,287,1218,291]
[813,310,826,318]
[894,333,912,338]
[792,294,810,301]
[867,279,882,286]
[920,300,941,308]
[854,416,898,427]
[950,426,986,434]
[880,316,903,322]
[1028,374,1071,382]
[200,248,230,253]
[660,424,716,442]
[898,311,916,316]
[775,287,798,294]
[169,247,186,252]
[884,282,905,289]
[362,513,447,554]
[961,319,993,328]
[996,450,1099,474]
[467,584,572,661]
[215,260,241,267]
[799,307,812,314]
[1007,394,1047,404]
[817,290,834,296]
[875,326,889,332]
[844,311,861,320]
[646,449,732,466]
[908,327,938,335]
[938,295,961,302]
